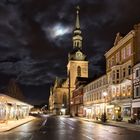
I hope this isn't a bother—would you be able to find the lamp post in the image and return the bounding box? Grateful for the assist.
[68,71,71,116]
[103,92,107,113]
[101,91,107,122]
[41,105,47,114]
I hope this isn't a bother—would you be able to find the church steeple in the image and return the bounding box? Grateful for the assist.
[75,6,80,29]
[68,6,86,61]
[73,6,83,49]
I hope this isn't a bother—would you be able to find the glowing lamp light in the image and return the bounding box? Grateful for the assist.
[70,101,73,105]
[123,93,126,96]
[115,110,118,113]
[103,92,107,97]
[61,108,66,112]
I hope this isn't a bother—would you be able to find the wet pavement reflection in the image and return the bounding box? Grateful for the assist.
[0,115,140,140]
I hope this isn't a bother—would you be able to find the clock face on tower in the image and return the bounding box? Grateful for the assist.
[76,51,84,60]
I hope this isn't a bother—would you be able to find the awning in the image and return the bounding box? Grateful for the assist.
[0,94,33,108]
[132,102,140,108]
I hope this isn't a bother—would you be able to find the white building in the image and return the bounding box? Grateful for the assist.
[0,94,33,122]
[132,63,140,119]
[83,75,108,119]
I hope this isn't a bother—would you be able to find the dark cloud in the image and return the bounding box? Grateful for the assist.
[0,0,140,103]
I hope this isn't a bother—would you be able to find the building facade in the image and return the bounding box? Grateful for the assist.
[132,63,140,119]
[49,9,140,120]
[83,23,140,121]
[83,75,108,119]
[51,78,68,115]
[104,23,140,121]
[71,77,91,117]
[105,31,134,121]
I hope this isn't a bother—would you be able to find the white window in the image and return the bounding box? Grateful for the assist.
[121,48,126,60]
[135,86,140,97]
[116,52,120,63]
[127,44,132,57]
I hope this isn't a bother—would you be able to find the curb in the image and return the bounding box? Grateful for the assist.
[78,118,140,131]
[0,117,36,132]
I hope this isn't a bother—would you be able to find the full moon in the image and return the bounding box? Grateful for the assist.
[44,23,72,39]
[52,24,72,38]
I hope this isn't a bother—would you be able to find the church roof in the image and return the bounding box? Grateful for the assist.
[55,77,67,88]
[75,77,93,87]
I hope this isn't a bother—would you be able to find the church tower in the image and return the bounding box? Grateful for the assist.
[67,6,88,97]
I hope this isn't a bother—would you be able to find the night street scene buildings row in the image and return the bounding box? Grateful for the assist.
[49,7,140,122]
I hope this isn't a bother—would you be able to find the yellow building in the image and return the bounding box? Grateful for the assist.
[51,78,68,115]
[105,23,140,121]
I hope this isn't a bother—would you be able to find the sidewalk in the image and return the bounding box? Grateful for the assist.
[77,117,140,131]
[0,116,36,132]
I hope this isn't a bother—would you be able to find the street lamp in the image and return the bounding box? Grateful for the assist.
[41,105,47,113]
[103,91,107,97]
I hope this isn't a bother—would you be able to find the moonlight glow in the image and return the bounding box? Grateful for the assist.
[45,24,72,39]
[53,24,71,37]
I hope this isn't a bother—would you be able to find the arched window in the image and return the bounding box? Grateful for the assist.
[62,93,67,107]
[77,66,81,77]
[77,41,79,47]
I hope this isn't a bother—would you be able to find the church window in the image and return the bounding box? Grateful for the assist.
[77,66,81,77]
[62,93,67,107]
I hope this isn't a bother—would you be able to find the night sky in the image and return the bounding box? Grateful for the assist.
[0,0,140,104]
